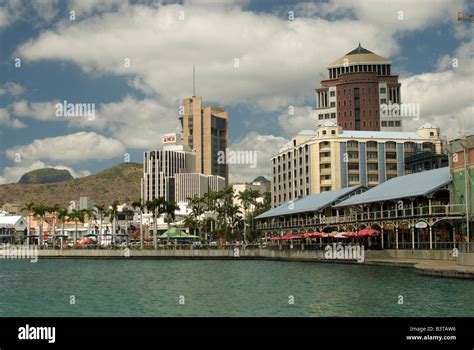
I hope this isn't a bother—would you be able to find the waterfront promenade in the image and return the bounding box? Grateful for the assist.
[29,247,474,280]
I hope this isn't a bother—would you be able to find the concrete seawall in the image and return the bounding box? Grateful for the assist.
[33,248,474,279]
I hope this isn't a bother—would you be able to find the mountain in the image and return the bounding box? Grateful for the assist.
[0,163,142,207]
[252,176,271,192]
[252,176,270,184]
[18,168,73,184]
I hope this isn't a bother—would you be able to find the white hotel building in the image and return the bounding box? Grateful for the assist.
[142,133,225,204]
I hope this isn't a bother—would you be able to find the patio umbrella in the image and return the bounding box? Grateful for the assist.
[358,227,380,237]
[288,234,305,240]
[304,232,324,238]
[342,232,358,238]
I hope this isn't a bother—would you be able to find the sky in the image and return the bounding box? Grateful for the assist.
[0,0,473,184]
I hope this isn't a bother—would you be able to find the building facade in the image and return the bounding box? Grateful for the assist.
[316,43,402,131]
[142,133,225,204]
[271,122,443,207]
[404,152,448,175]
[141,134,196,203]
[232,182,268,211]
[180,96,229,182]
[448,129,474,216]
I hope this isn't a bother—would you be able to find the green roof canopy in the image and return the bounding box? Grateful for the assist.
[159,226,199,239]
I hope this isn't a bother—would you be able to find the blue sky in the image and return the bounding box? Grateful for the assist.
[0,0,473,184]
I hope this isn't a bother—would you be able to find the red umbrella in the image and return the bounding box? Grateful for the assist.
[281,234,294,240]
[289,234,305,240]
[358,227,380,237]
[342,232,358,238]
[304,232,324,238]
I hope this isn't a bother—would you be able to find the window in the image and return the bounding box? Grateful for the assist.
[368,175,378,182]
[380,87,386,94]
[331,130,336,135]
[395,121,401,127]
[330,113,336,119]
[330,102,335,107]
[380,98,387,104]
[330,91,335,97]
[322,130,327,135]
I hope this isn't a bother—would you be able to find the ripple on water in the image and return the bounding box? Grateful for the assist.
[0,259,472,317]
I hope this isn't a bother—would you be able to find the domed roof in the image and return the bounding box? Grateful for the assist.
[327,43,390,68]
[418,123,438,129]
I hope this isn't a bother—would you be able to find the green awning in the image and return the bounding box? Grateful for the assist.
[158,226,199,239]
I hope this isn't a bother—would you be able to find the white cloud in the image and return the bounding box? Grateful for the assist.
[31,0,60,22]
[12,99,60,121]
[0,7,10,28]
[0,108,26,128]
[401,37,474,139]
[5,132,126,164]
[0,160,91,185]
[68,96,180,149]
[278,106,316,135]
[0,82,25,96]
[68,0,127,17]
[16,2,404,112]
[228,132,288,182]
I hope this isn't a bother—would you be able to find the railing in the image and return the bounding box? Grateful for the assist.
[257,204,466,229]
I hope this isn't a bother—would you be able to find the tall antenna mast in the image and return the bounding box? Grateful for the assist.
[193,65,196,96]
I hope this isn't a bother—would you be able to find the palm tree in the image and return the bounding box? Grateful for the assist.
[32,203,48,247]
[69,209,85,245]
[48,204,60,238]
[81,208,96,239]
[163,201,179,231]
[122,208,134,245]
[132,200,144,249]
[109,201,120,248]
[183,215,198,236]
[94,204,108,248]
[188,195,205,237]
[238,189,260,242]
[21,202,35,245]
[146,197,165,249]
[57,208,69,248]
[221,203,241,241]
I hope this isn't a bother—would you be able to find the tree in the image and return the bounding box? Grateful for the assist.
[132,200,144,249]
[32,203,48,246]
[122,207,135,245]
[163,201,179,231]
[109,201,120,248]
[21,202,35,245]
[188,195,205,237]
[69,209,85,245]
[48,204,60,238]
[224,203,242,241]
[57,208,69,248]
[146,197,165,249]
[183,215,198,236]
[237,189,260,242]
[94,204,108,248]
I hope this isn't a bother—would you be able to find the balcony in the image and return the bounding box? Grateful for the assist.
[320,156,331,163]
[320,167,331,175]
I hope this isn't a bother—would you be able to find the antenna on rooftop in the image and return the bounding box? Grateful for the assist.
[193,65,196,97]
